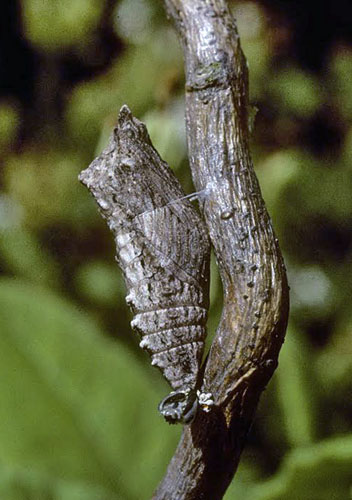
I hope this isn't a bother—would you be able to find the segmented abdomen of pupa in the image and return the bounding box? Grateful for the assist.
[116,202,209,392]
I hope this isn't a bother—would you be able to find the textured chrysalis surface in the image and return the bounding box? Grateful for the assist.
[79,106,210,423]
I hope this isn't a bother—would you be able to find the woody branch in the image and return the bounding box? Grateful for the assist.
[152,1,289,499]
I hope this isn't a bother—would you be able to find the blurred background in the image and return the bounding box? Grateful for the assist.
[0,0,351,499]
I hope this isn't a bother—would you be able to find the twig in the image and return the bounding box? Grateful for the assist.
[152,1,289,498]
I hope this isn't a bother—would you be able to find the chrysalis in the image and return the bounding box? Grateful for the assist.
[79,106,210,424]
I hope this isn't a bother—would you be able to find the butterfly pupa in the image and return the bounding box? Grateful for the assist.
[79,105,210,424]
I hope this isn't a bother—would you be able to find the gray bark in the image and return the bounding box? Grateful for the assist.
[151,1,289,499]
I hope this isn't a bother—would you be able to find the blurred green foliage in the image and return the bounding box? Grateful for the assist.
[0,279,179,499]
[1,0,352,498]
[21,0,105,51]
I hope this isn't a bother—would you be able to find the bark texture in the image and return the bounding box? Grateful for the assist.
[152,1,289,498]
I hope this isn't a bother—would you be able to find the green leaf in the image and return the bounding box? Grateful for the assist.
[329,47,352,120]
[270,67,323,118]
[0,279,179,499]
[256,149,303,217]
[224,458,263,500]
[4,151,95,229]
[315,313,352,395]
[114,0,156,46]
[143,100,187,171]
[74,260,126,306]
[67,34,182,149]
[0,227,59,287]
[287,265,335,318]
[0,465,117,500]
[275,326,317,447]
[22,0,104,51]
[250,435,352,500]
[232,2,271,100]
[342,126,352,167]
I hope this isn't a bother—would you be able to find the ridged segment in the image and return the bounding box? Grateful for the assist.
[139,325,205,354]
[131,306,208,334]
